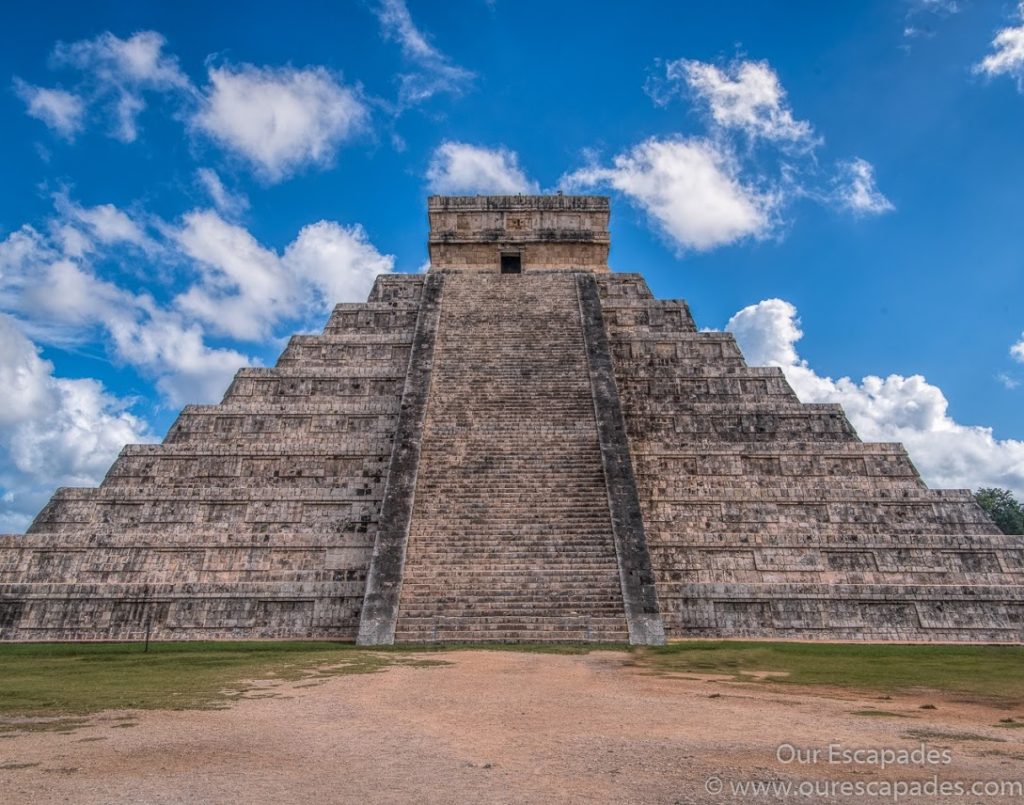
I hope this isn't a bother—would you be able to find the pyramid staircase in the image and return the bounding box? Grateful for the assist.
[394,272,629,642]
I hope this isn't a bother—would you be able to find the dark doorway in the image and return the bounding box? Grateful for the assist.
[500,253,522,274]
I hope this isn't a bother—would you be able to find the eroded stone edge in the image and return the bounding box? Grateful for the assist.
[356,272,445,645]
[575,272,666,646]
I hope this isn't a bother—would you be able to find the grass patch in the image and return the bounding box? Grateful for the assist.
[0,641,447,719]
[903,728,1006,743]
[4,640,1022,722]
[637,642,1024,705]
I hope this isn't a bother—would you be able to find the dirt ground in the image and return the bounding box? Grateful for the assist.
[1,649,1023,804]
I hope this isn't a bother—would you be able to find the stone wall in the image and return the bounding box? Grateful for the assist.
[599,273,1024,642]
[428,241,609,272]
[0,238,1021,643]
[0,275,427,641]
[428,195,610,271]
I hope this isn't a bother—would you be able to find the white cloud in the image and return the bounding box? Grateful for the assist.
[0,212,251,405]
[1011,334,1024,362]
[902,0,960,39]
[196,168,249,217]
[283,220,396,307]
[30,29,376,173]
[975,4,1024,88]
[51,30,191,143]
[997,372,1020,389]
[174,210,289,340]
[376,0,440,62]
[55,195,156,251]
[12,79,85,140]
[576,55,889,252]
[0,224,130,340]
[426,142,539,195]
[833,158,894,216]
[563,137,777,252]
[192,65,368,181]
[914,0,960,12]
[2,192,394,408]
[112,92,147,143]
[375,0,474,106]
[54,30,189,89]
[106,312,251,406]
[174,210,393,341]
[0,314,153,532]
[727,298,1024,498]
[665,59,817,146]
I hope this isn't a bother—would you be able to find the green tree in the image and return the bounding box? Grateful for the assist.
[974,488,1024,535]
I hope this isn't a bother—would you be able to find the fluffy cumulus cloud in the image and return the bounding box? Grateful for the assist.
[1012,335,1024,362]
[54,192,156,251]
[974,3,1024,89]
[174,210,292,340]
[0,314,153,532]
[569,56,891,254]
[0,216,252,405]
[563,137,776,252]
[192,65,369,181]
[426,142,539,195]
[284,220,396,307]
[2,192,394,407]
[12,79,85,140]
[664,58,817,146]
[727,299,1024,497]
[19,30,374,182]
[375,0,474,107]
[833,158,895,216]
[174,211,393,341]
[51,30,190,142]
[53,30,189,89]
[106,312,251,406]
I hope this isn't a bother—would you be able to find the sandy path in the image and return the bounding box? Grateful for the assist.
[1,650,1022,804]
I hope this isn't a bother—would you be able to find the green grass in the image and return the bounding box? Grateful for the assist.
[903,728,1006,743]
[0,640,626,723]
[0,641,447,719]
[637,641,1024,705]
[2,640,1023,723]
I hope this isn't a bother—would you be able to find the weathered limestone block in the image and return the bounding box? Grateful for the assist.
[0,277,423,640]
[605,272,1022,642]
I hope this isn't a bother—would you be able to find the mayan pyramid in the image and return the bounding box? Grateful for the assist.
[1,195,1021,644]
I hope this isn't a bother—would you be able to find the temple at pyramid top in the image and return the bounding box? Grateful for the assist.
[427,194,611,272]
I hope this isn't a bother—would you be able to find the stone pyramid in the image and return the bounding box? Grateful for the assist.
[1,195,1021,644]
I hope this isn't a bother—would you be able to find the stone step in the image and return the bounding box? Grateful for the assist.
[393,271,626,639]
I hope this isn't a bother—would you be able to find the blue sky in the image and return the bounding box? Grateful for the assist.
[1,0,1023,530]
